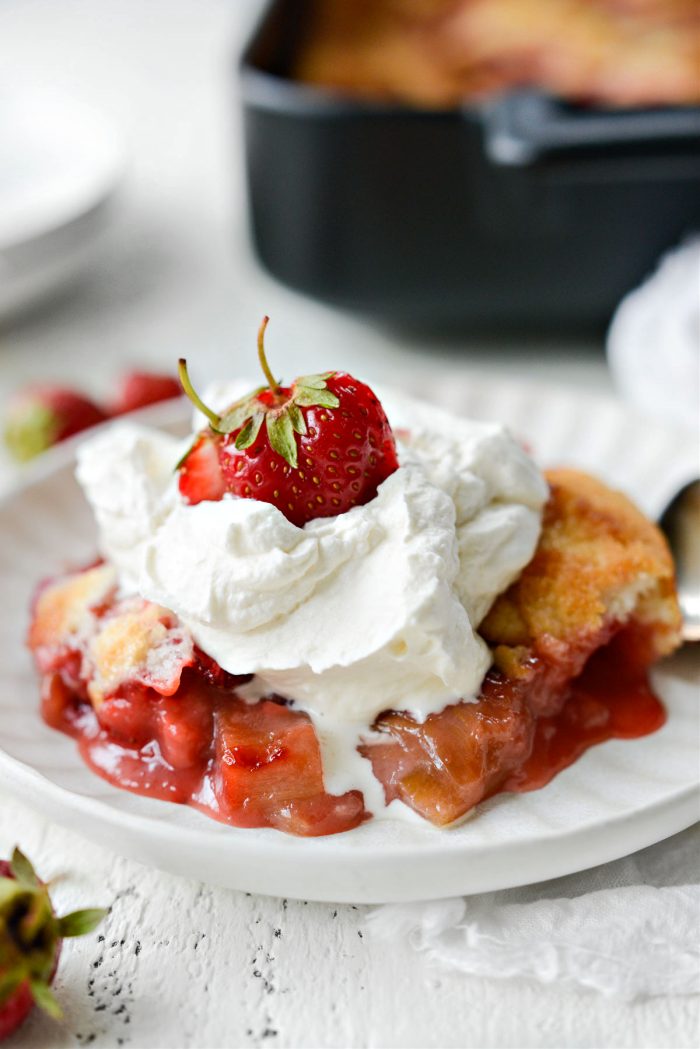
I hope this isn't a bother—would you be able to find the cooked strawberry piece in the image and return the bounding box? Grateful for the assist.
[213,699,367,835]
[93,677,214,766]
[177,317,398,526]
[363,672,536,826]
[363,618,669,826]
[40,672,88,735]
[154,679,214,770]
[95,685,154,747]
[110,371,182,415]
[280,791,367,837]
[178,434,227,505]
[81,736,204,804]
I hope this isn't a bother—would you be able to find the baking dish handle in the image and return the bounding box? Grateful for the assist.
[481,91,700,166]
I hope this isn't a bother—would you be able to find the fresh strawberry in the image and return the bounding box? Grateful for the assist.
[177,434,227,504]
[177,316,399,526]
[0,849,105,1041]
[4,386,107,463]
[110,371,182,416]
[213,699,367,835]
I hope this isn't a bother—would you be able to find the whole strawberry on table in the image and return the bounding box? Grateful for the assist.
[3,370,182,463]
[0,849,105,1041]
[178,315,399,525]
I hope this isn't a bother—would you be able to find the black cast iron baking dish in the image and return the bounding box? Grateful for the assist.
[239,0,700,328]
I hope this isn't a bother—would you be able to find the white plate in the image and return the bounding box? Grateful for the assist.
[0,382,697,903]
[0,84,124,320]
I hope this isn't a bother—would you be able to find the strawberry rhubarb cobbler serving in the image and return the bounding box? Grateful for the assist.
[28,320,682,836]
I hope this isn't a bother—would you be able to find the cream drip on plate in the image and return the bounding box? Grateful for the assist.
[76,386,548,817]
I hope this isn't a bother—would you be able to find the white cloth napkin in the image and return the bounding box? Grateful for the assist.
[367,824,700,1000]
[607,238,700,431]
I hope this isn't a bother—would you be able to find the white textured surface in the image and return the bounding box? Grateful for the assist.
[1,795,699,1049]
[369,864,700,1000]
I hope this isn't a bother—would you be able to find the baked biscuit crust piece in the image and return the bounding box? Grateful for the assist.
[481,467,682,677]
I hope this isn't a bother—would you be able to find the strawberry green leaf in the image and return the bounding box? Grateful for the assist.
[10,848,39,887]
[0,969,25,1007]
[29,979,63,1020]
[58,907,107,939]
[294,387,340,409]
[218,388,266,435]
[18,891,52,946]
[0,877,26,911]
[219,405,251,435]
[287,404,307,436]
[234,412,264,450]
[266,411,298,468]
[296,373,332,390]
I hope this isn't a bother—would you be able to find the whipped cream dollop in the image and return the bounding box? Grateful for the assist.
[76,387,547,731]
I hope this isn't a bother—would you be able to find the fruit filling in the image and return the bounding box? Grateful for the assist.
[33,579,367,836]
[362,625,666,826]
[31,574,666,836]
[29,487,674,839]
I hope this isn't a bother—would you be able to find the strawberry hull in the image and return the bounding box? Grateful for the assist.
[0,862,64,1043]
[0,862,34,1042]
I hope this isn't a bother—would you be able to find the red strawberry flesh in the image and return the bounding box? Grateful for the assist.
[178,434,226,505]
[111,372,182,416]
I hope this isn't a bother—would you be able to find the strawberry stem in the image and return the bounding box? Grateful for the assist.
[178,360,221,430]
[257,316,279,394]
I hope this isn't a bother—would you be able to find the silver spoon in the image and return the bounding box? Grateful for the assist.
[659,480,700,643]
